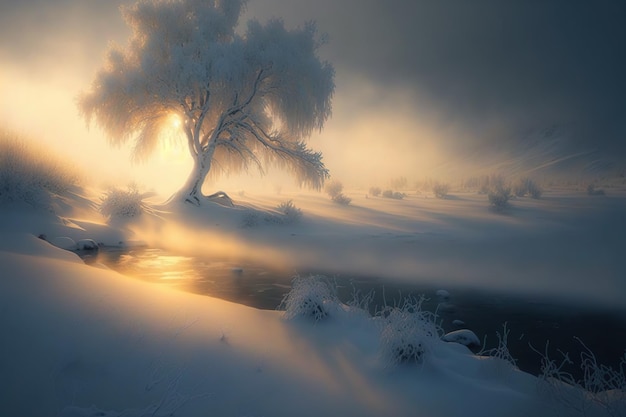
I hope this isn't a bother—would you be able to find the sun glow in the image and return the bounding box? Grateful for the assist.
[156,114,188,162]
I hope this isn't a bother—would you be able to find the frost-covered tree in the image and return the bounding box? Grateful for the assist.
[79,0,334,205]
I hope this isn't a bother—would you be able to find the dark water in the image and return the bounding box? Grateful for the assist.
[89,246,626,380]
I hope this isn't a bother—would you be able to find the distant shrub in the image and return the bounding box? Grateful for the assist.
[0,131,80,208]
[432,182,450,199]
[332,194,352,205]
[324,180,344,199]
[280,275,339,322]
[488,183,512,211]
[528,182,543,199]
[325,180,351,205]
[99,184,147,219]
[513,178,542,199]
[475,173,507,195]
[587,184,605,196]
[382,189,405,200]
[378,296,442,367]
[369,186,381,197]
[242,201,303,227]
[276,200,302,224]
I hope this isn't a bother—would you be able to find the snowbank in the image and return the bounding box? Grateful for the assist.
[1,190,625,416]
[1,238,552,417]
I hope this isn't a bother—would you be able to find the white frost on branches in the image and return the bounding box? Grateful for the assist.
[79,0,334,204]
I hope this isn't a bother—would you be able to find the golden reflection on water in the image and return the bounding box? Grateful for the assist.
[116,249,202,282]
[98,247,289,309]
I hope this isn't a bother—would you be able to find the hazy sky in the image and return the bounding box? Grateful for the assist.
[1,0,625,194]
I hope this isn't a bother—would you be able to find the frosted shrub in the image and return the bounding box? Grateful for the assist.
[475,173,507,195]
[478,323,518,378]
[481,323,516,366]
[378,296,442,367]
[488,184,512,211]
[276,200,302,224]
[533,339,626,417]
[382,190,405,200]
[241,201,303,227]
[99,185,147,219]
[513,177,542,199]
[281,275,339,322]
[578,342,626,416]
[347,286,375,313]
[332,194,352,205]
[325,180,344,199]
[432,182,450,199]
[325,180,351,205]
[0,131,80,208]
[369,186,382,197]
[528,182,543,199]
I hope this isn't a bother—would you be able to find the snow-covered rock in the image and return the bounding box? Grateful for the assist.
[442,329,481,347]
[76,239,99,251]
[436,289,450,302]
[436,289,450,299]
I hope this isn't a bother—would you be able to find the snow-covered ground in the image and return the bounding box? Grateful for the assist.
[1,188,625,416]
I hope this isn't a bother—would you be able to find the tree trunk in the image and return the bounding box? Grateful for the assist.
[175,154,212,206]
[171,146,234,207]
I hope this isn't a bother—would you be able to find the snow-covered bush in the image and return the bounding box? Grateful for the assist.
[533,339,626,417]
[0,131,80,208]
[276,200,302,224]
[325,180,344,199]
[332,194,352,205]
[325,180,351,205]
[242,201,303,227]
[473,173,508,195]
[369,186,382,197]
[488,184,512,211]
[99,184,147,219]
[280,275,340,322]
[382,190,406,200]
[378,296,443,367]
[513,177,542,199]
[432,182,450,199]
[347,286,375,313]
[478,323,518,378]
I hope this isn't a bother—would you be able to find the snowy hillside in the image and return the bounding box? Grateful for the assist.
[2,185,625,417]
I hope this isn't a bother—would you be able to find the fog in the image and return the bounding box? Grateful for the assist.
[2,0,625,196]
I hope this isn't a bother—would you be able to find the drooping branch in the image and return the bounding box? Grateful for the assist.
[79,0,334,201]
[233,120,328,189]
